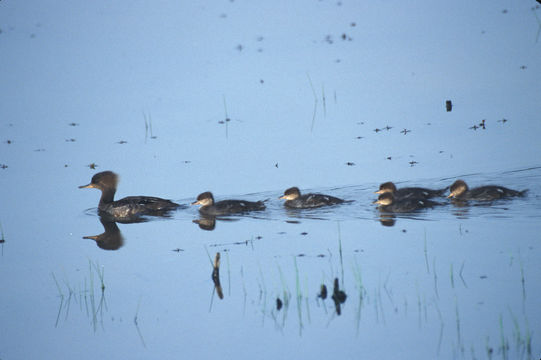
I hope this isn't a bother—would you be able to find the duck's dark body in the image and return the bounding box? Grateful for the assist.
[99,196,180,219]
[198,199,266,216]
[283,193,344,209]
[374,192,438,213]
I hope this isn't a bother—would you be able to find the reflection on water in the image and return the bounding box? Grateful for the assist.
[52,261,107,332]
[331,278,347,316]
[83,216,124,250]
[211,252,224,300]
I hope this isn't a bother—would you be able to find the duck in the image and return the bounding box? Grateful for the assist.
[447,179,527,201]
[191,191,266,216]
[375,181,447,200]
[279,187,345,209]
[373,192,438,213]
[79,171,180,220]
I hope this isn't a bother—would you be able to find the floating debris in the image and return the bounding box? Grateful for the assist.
[318,284,328,300]
[172,248,184,252]
[446,100,453,112]
[479,119,486,129]
[386,156,392,160]
[346,162,355,166]
[5,140,12,144]
[520,65,527,70]
[235,44,243,51]
[471,120,486,130]
[374,128,381,133]
[498,118,508,124]
[87,163,98,169]
[68,122,79,126]
[331,278,347,315]
[117,140,127,144]
[300,232,308,235]
[409,160,418,167]
[0,164,7,169]
[65,138,76,142]
[401,128,411,135]
[276,298,283,311]
[384,125,393,131]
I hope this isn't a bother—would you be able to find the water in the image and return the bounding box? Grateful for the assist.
[1,1,541,359]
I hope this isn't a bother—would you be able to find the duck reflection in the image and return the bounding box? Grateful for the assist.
[378,214,396,227]
[83,216,124,250]
[211,252,224,300]
[192,215,239,231]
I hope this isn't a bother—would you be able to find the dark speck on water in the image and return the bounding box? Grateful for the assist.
[276,297,283,311]
[446,100,452,112]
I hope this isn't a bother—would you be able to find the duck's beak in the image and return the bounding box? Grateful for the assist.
[278,195,286,200]
[372,199,380,204]
[446,193,454,198]
[191,200,201,205]
[79,183,95,189]
[374,190,384,194]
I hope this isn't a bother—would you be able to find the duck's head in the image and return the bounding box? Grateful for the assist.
[192,192,215,206]
[279,187,301,200]
[447,180,468,198]
[79,171,119,191]
[375,181,397,194]
[373,192,394,206]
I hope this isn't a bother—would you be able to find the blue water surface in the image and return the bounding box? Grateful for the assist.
[1,1,541,359]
